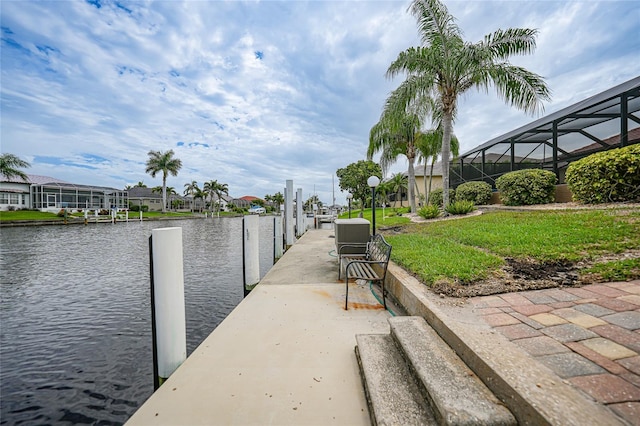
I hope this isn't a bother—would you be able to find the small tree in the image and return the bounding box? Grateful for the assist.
[336,160,382,213]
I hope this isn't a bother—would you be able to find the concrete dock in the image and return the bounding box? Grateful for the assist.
[127,226,639,425]
[126,228,390,425]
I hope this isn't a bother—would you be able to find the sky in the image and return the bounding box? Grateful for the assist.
[1,0,639,205]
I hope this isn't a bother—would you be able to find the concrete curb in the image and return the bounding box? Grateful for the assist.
[385,262,626,426]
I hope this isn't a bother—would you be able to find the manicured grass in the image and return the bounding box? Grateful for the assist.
[0,210,61,221]
[385,209,640,286]
[387,234,504,283]
[582,258,640,282]
[338,207,411,227]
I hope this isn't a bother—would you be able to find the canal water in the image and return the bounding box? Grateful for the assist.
[0,217,276,425]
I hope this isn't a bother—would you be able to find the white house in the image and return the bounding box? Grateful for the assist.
[0,174,128,212]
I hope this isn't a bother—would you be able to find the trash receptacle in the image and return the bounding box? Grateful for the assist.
[334,218,370,255]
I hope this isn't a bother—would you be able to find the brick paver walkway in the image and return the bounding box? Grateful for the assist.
[470,280,640,426]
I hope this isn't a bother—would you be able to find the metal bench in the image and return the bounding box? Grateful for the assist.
[338,234,392,310]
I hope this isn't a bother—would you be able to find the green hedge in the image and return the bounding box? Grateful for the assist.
[129,204,149,212]
[565,144,640,204]
[495,169,557,206]
[455,181,492,205]
[428,188,455,207]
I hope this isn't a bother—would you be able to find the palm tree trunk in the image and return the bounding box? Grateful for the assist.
[441,112,453,209]
[423,162,428,204]
[428,158,435,204]
[407,157,416,213]
[162,174,167,213]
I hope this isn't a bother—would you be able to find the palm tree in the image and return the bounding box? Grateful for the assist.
[272,192,284,207]
[204,180,229,217]
[145,150,182,213]
[388,173,408,208]
[368,91,432,214]
[0,153,30,181]
[387,0,550,208]
[415,129,459,204]
[184,180,200,212]
[135,181,147,188]
[166,187,177,211]
[194,188,206,213]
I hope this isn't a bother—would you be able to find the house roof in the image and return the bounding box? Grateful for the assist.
[238,195,262,202]
[1,174,68,185]
[127,187,161,198]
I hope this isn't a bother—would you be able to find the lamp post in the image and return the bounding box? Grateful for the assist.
[367,176,380,236]
[346,193,353,218]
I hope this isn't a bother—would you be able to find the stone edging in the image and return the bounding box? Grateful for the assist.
[384,262,625,426]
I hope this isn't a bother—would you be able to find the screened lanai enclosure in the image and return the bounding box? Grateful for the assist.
[451,77,640,188]
[31,182,128,211]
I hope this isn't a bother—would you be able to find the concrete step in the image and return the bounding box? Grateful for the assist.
[355,333,437,426]
[389,316,516,426]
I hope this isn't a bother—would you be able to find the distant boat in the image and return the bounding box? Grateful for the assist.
[248,206,266,214]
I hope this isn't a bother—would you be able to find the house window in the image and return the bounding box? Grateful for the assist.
[9,194,19,204]
[0,193,8,204]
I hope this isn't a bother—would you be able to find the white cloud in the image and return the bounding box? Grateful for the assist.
[1,0,638,205]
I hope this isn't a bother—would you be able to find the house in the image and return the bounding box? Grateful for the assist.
[232,196,263,209]
[389,164,445,208]
[0,174,128,212]
[127,187,165,211]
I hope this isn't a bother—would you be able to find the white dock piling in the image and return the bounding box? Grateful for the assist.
[274,216,283,261]
[296,188,303,237]
[243,215,260,295]
[149,227,187,389]
[285,180,294,247]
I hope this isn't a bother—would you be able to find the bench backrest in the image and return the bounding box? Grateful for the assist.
[367,234,392,263]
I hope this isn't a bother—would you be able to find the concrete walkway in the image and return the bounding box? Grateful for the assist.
[126,229,391,425]
[469,281,640,425]
[127,226,639,425]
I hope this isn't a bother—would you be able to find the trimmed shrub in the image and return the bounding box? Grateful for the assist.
[565,144,640,204]
[495,169,557,206]
[128,204,149,212]
[418,204,441,219]
[445,200,476,215]
[428,188,455,207]
[455,181,492,205]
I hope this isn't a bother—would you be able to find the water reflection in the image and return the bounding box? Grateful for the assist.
[0,217,274,425]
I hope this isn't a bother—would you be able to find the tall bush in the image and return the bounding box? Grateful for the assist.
[429,188,455,207]
[455,181,492,205]
[565,144,640,204]
[495,169,557,206]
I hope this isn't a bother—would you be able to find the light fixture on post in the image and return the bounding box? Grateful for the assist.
[346,193,353,218]
[367,176,380,236]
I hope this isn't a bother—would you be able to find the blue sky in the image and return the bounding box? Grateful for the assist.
[1,0,638,205]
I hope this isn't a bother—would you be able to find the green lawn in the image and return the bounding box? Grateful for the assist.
[385,209,640,286]
[0,210,62,221]
[338,207,411,227]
